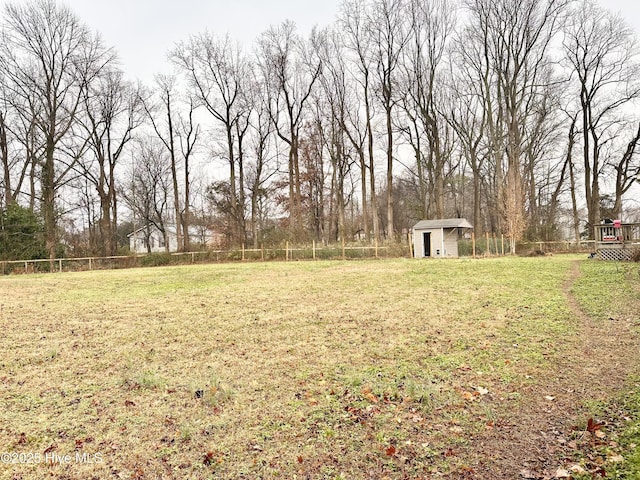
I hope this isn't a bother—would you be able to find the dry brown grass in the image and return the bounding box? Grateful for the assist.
[0,256,637,479]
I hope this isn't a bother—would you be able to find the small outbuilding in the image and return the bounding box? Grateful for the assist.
[594,220,640,261]
[412,218,473,258]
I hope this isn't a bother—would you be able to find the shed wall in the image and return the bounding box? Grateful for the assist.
[413,228,460,258]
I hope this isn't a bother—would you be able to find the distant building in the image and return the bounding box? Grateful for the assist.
[412,218,473,258]
[128,224,223,254]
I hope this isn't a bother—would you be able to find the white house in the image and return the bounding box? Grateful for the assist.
[128,224,222,254]
[412,218,473,258]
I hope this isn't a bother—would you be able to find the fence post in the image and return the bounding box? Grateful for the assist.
[242,244,245,261]
[312,240,316,260]
[375,238,379,258]
[472,231,476,258]
[89,258,93,270]
[261,244,265,261]
[59,259,62,273]
[408,232,413,258]
[286,241,289,262]
[342,237,346,260]
[501,235,505,256]
[486,232,491,256]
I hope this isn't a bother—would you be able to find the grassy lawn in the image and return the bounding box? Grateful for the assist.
[0,256,638,479]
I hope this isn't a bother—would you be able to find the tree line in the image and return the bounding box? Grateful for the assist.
[1,0,639,260]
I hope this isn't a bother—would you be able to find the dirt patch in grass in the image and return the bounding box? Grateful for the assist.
[0,257,638,479]
[453,260,640,479]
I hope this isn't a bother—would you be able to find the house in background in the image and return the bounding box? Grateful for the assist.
[412,218,473,258]
[128,224,223,254]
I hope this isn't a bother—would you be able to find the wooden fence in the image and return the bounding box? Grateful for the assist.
[0,238,601,275]
[0,242,410,274]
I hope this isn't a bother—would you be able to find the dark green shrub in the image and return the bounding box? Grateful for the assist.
[139,253,172,267]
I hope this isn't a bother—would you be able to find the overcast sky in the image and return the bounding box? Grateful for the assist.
[37,0,344,83]
[0,0,639,84]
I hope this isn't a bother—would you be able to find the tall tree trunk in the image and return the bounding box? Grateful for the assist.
[364,82,380,243]
[43,141,56,260]
[359,150,369,240]
[385,105,394,240]
[0,112,11,206]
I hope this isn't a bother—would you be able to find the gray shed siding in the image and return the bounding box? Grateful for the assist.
[413,227,459,258]
[412,219,472,259]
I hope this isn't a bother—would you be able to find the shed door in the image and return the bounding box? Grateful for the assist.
[423,232,431,257]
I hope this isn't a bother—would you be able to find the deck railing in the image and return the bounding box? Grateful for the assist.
[595,222,640,260]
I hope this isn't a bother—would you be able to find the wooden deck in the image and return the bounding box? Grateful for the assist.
[595,222,640,261]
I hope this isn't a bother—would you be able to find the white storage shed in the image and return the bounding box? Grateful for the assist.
[412,218,473,258]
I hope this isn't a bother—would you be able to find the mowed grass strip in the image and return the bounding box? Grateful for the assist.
[0,256,591,478]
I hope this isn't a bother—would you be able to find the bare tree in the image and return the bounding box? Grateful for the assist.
[340,0,380,242]
[369,0,410,239]
[448,62,487,233]
[257,21,322,240]
[316,26,369,242]
[315,28,360,244]
[79,69,144,255]
[462,0,567,253]
[399,0,456,220]
[563,0,640,237]
[612,122,640,218]
[121,139,173,253]
[173,33,249,246]
[141,75,200,251]
[246,76,278,248]
[0,0,112,258]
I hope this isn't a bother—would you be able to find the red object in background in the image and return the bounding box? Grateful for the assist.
[613,219,621,228]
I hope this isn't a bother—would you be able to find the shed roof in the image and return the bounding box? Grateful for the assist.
[412,218,473,230]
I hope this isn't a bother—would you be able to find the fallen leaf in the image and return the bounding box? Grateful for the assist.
[476,386,489,395]
[462,391,475,401]
[608,454,624,463]
[360,386,379,403]
[587,418,603,433]
[203,451,215,465]
[595,430,606,439]
[297,455,303,463]
[544,395,555,401]
[554,468,570,478]
[385,445,396,457]
[569,464,586,474]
